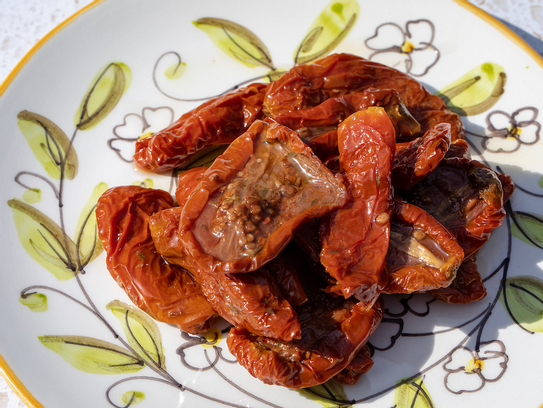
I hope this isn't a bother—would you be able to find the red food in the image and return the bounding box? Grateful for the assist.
[430,257,487,304]
[399,157,507,260]
[383,196,464,294]
[392,123,451,190]
[333,345,374,385]
[175,167,206,206]
[161,119,347,274]
[149,206,301,342]
[320,107,395,302]
[445,138,471,159]
[264,53,464,142]
[134,82,267,173]
[95,186,216,335]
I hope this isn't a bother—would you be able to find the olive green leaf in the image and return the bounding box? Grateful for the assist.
[164,62,187,79]
[8,199,79,280]
[178,144,229,172]
[22,188,41,204]
[538,175,543,189]
[132,178,154,189]
[263,69,287,83]
[39,335,145,375]
[75,62,132,130]
[500,276,543,332]
[19,292,48,312]
[293,0,359,65]
[193,18,273,69]
[394,377,434,408]
[511,211,543,249]
[107,300,166,369]
[435,63,506,116]
[298,381,351,408]
[122,391,145,405]
[17,110,78,180]
[75,182,108,267]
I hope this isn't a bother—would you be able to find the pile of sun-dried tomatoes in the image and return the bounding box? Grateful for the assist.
[96,54,514,389]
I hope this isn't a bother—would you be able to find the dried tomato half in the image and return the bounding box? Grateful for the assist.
[149,206,301,342]
[162,119,347,274]
[264,53,464,142]
[95,186,216,335]
[333,345,374,385]
[134,82,267,173]
[392,123,451,190]
[430,257,487,303]
[175,167,206,206]
[320,107,395,302]
[383,196,464,294]
[399,157,508,260]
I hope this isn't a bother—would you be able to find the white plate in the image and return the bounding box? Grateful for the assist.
[1,0,543,407]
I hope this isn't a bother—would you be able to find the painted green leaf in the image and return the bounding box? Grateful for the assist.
[22,188,41,204]
[178,144,229,171]
[39,335,145,375]
[8,199,78,280]
[17,110,78,180]
[293,0,359,65]
[538,175,543,189]
[122,391,145,405]
[435,63,506,116]
[500,276,543,332]
[165,62,186,79]
[263,69,287,83]
[193,18,273,69]
[511,211,543,249]
[19,292,48,312]
[75,62,132,131]
[298,381,351,408]
[394,377,434,408]
[75,182,108,267]
[132,178,154,189]
[107,300,166,369]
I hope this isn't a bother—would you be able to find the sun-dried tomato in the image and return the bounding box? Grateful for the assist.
[399,157,507,260]
[264,53,464,142]
[226,259,383,389]
[430,257,487,303]
[383,196,464,294]
[95,186,217,335]
[333,345,374,385]
[261,250,308,306]
[320,107,395,302]
[134,82,267,173]
[445,138,471,159]
[497,172,515,204]
[149,206,301,342]
[175,167,206,206]
[156,119,347,274]
[392,123,451,190]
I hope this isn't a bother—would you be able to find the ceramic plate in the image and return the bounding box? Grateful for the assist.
[1,0,543,407]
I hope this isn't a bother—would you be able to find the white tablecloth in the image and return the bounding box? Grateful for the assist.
[0,0,542,406]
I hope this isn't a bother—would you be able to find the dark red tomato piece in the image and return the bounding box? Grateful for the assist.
[383,196,464,295]
[293,217,322,263]
[445,138,471,159]
[134,82,267,173]
[175,167,206,206]
[392,123,451,190]
[261,251,308,306]
[149,206,301,342]
[399,157,508,260]
[333,345,374,385]
[162,119,347,274]
[264,53,464,142]
[497,172,515,204]
[320,107,395,302]
[226,297,383,389]
[430,257,487,304]
[95,186,217,335]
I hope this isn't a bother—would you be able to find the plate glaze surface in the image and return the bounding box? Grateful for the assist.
[1,1,543,407]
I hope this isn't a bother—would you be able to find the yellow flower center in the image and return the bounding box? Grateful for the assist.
[465,358,484,373]
[202,327,222,348]
[401,40,415,54]
[507,125,521,140]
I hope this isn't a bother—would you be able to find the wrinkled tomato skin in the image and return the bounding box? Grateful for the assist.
[226,297,383,389]
[95,186,217,335]
[393,123,451,190]
[320,107,395,302]
[430,257,487,303]
[264,53,464,142]
[175,167,206,206]
[162,119,347,274]
[383,196,464,294]
[262,251,308,306]
[445,139,471,159]
[399,157,507,260]
[149,206,302,342]
[333,345,373,385]
[134,82,267,173]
